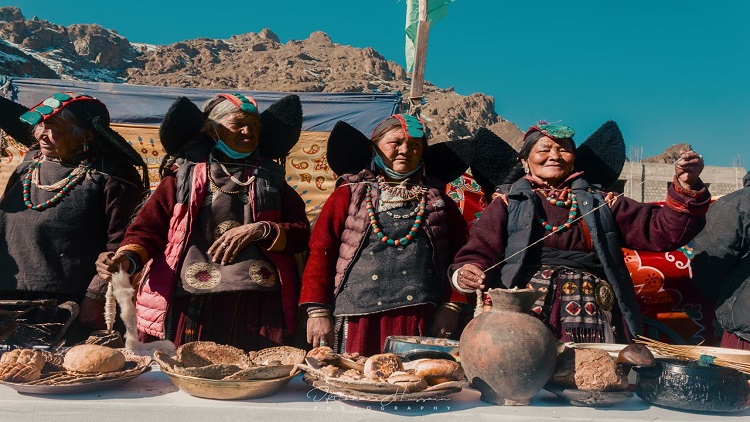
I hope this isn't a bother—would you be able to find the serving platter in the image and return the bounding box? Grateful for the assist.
[543,383,632,407]
[303,374,461,403]
[0,352,152,395]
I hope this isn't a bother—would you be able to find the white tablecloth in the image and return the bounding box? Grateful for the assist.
[1,366,748,422]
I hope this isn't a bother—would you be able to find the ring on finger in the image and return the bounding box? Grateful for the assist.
[221,242,229,248]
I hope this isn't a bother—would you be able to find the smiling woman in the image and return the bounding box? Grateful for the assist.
[451,122,712,345]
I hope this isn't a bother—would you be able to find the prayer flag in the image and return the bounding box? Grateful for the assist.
[405,0,455,72]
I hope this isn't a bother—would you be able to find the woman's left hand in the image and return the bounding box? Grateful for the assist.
[429,305,460,339]
[675,149,704,190]
[209,222,268,265]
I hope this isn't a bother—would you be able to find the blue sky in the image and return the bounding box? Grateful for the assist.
[7,0,749,167]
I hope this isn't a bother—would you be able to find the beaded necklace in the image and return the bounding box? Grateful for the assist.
[535,188,579,233]
[22,154,93,211]
[365,182,427,247]
[376,175,423,203]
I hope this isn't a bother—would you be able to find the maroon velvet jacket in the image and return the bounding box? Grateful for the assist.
[450,175,711,279]
[122,173,309,261]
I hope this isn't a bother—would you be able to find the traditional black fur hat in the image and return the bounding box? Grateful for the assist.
[326,116,475,184]
[158,93,303,160]
[0,92,149,190]
[470,120,626,192]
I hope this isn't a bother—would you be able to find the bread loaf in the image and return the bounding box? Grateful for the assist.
[63,344,126,374]
[413,359,464,385]
[0,349,46,371]
[0,362,41,383]
[363,353,403,379]
[176,341,249,368]
[550,347,629,391]
[386,372,428,392]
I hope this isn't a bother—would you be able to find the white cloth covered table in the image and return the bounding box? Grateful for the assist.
[1,366,748,422]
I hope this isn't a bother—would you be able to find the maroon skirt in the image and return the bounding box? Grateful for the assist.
[341,304,431,356]
[140,290,286,352]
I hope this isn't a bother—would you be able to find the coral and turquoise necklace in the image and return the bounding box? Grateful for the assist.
[536,188,579,233]
[22,154,92,211]
[365,182,427,247]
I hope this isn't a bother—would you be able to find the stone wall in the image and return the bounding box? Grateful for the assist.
[616,162,746,202]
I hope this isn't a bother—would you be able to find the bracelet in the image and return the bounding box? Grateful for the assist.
[308,309,332,316]
[308,313,332,319]
[124,252,138,276]
[255,221,272,241]
[441,302,463,314]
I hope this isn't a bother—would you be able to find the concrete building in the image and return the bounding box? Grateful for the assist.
[614,162,747,202]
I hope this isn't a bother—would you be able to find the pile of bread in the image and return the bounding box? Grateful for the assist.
[153,341,306,381]
[0,344,127,383]
[303,346,464,393]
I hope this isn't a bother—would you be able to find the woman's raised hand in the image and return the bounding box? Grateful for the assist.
[95,251,130,281]
[209,222,267,265]
[456,263,486,291]
[675,149,704,190]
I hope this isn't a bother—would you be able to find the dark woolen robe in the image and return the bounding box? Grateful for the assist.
[0,150,144,342]
[450,174,711,341]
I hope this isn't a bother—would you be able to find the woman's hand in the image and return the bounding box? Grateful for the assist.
[429,305,460,339]
[456,263,486,291]
[675,149,704,190]
[95,252,130,281]
[79,296,105,328]
[307,316,335,348]
[209,222,268,265]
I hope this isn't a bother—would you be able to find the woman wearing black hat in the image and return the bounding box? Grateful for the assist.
[0,92,149,342]
[95,93,310,351]
[451,122,710,343]
[299,114,472,356]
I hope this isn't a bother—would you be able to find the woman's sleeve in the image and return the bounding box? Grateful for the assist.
[298,185,351,307]
[449,197,509,280]
[611,181,711,251]
[263,183,311,254]
[87,164,150,292]
[441,193,471,302]
[118,174,178,262]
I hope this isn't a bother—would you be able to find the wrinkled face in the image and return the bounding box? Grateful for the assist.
[521,136,576,187]
[33,116,88,160]
[374,128,424,175]
[211,111,261,154]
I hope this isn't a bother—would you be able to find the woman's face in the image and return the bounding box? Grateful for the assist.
[374,128,424,174]
[33,117,89,160]
[212,111,261,154]
[521,136,576,187]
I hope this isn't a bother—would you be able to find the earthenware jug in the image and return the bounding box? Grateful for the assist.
[459,288,557,405]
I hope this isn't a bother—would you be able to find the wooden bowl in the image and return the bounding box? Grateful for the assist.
[163,371,296,400]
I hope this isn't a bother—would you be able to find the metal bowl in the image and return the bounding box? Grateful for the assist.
[163,370,296,400]
[635,359,750,412]
[383,336,460,361]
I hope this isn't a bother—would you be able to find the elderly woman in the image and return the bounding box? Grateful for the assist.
[96,93,309,351]
[300,114,471,356]
[452,122,710,343]
[0,92,148,342]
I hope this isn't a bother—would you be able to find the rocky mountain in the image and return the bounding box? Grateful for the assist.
[1,6,684,162]
[0,6,524,148]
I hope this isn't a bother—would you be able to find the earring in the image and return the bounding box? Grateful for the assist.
[523,165,529,174]
[83,142,89,152]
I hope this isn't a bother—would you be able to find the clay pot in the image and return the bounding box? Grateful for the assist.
[459,288,557,405]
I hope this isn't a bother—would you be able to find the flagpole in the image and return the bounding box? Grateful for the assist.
[408,0,430,116]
